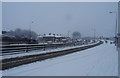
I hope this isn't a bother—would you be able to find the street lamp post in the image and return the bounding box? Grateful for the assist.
[94,29,96,40]
[109,11,118,46]
[68,31,71,37]
[92,28,96,41]
[29,21,34,43]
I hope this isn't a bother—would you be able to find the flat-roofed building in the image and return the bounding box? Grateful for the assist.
[37,34,71,44]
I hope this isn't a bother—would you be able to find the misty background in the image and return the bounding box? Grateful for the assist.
[2,2,118,37]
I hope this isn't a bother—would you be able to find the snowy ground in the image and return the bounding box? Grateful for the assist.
[2,41,118,76]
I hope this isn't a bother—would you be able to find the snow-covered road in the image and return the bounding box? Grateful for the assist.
[2,42,118,76]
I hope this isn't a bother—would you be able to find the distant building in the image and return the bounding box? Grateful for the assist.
[37,34,71,44]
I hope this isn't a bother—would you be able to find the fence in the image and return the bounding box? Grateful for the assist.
[1,41,87,56]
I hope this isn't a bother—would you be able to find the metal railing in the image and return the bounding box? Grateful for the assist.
[1,41,88,56]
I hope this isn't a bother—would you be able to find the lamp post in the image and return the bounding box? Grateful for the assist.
[68,31,71,37]
[29,21,34,42]
[94,29,96,40]
[92,28,96,41]
[109,11,118,46]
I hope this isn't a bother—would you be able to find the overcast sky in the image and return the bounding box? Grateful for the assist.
[2,2,118,37]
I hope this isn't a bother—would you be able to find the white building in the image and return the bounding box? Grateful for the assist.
[37,34,71,44]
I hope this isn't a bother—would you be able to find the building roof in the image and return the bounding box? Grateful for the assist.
[37,34,67,38]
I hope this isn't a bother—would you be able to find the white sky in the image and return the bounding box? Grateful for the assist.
[1,0,120,2]
[2,2,118,37]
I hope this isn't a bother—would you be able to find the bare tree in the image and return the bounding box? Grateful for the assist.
[6,28,37,40]
[72,31,81,40]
